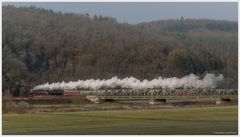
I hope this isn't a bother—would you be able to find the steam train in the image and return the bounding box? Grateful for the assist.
[28,88,238,98]
[29,88,123,97]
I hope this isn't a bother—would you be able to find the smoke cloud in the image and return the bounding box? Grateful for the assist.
[31,73,224,91]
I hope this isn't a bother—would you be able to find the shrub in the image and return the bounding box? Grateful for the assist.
[3,100,31,113]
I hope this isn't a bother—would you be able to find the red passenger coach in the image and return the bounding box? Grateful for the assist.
[64,90,80,97]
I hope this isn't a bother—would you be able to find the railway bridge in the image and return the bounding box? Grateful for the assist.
[85,88,238,104]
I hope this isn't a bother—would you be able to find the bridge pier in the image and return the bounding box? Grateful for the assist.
[86,96,102,103]
[149,99,166,105]
[86,96,115,103]
[216,98,231,105]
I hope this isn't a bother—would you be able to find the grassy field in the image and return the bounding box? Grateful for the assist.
[3,106,238,135]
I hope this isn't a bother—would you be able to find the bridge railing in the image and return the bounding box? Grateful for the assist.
[81,89,237,97]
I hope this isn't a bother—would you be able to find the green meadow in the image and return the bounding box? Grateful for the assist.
[3,106,237,135]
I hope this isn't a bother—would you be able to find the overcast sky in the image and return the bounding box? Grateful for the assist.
[3,2,238,24]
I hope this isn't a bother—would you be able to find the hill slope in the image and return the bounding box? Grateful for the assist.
[2,5,238,96]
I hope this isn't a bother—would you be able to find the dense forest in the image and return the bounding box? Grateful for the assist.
[2,5,238,96]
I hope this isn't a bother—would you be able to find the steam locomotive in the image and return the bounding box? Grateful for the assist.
[29,89,64,97]
[28,89,84,97]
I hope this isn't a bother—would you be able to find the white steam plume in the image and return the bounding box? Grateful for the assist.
[31,73,224,91]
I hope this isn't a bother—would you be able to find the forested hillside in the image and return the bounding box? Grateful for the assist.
[2,5,238,96]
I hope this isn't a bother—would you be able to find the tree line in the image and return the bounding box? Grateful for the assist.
[2,5,238,96]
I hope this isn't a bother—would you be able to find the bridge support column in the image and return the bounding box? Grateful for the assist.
[215,99,221,105]
[216,98,231,105]
[86,96,102,103]
[86,96,115,103]
[149,99,166,105]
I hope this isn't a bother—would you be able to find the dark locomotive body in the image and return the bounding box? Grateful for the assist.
[29,89,64,97]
